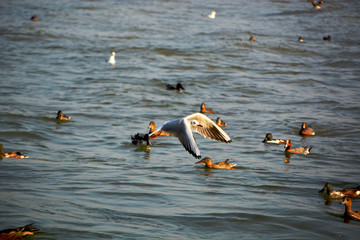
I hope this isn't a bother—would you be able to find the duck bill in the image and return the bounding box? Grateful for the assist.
[195,160,204,164]
[318,187,325,193]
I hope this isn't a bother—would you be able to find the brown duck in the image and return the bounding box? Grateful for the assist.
[200,103,214,114]
[285,140,312,154]
[341,197,360,221]
[196,157,236,169]
[216,117,227,127]
[0,223,40,239]
[56,110,71,120]
[0,144,28,159]
[299,122,315,136]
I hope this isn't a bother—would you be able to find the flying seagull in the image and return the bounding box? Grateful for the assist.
[149,113,232,158]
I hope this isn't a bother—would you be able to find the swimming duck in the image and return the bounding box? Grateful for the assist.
[298,36,306,42]
[0,223,40,239]
[323,35,331,41]
[196,157,236,169]
[0,144,28,159]
[56,111,71,120]
[130,133,149,145]
[131,120,158,145]
[1,152,28,159]
[30,15,38,21]
[131,121,168,146]
[284,139,312,154]
[107,51,116,65]
[341,197,360,221]
[312,0,323,9]
[130,133,151,151]
[216,117,227,127]
[249,36,255,42]
[262,133,285,144]
[200,103,214,114]
[299,122,315,136]
[319,183,360,198]
[208,11,216,19]
[166,83,185,91]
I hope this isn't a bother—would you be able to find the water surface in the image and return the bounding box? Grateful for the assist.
[0,0,359,239]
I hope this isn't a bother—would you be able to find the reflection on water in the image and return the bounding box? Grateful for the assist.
[284,152,292,163]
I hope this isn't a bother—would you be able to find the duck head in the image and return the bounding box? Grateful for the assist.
[196,157,212,165]
[319,183,332,194]
[57,111,63,118]
[176,83,185,91]
[264,133,273,141]
[285,139,292,148]
[148,121,156,134]
[340,197,352,209]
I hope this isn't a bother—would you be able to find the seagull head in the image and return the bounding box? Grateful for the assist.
[189,120,202,128]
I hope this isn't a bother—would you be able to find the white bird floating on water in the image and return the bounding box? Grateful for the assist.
[107,51,116,65]
[208,11,216,19]
[149,113,232,159]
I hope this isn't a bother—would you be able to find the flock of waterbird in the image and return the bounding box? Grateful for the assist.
[262,122,314,156]
[103,1,332,67]
[0,111,71,160]
[319,183,360,222]
[128,83,360,222]
[130,101,232,165]
[1,97,358,237]
[0,1,356,237]
[130,92,315,165]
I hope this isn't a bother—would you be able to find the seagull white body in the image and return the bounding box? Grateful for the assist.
[149,113,232,158]
[107,52,116,65]
[208,11,216,19]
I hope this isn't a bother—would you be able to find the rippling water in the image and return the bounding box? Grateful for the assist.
[1,0,360,239]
